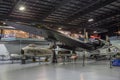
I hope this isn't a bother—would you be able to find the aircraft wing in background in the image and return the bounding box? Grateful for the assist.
[5,21,105,51]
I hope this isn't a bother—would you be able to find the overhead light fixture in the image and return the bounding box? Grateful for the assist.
[88,18,94,22]
[93,31,97,33]
[58,27,62,30]
[79,31,81,34]
[118,31,120,34]
[19,6,25,11]
[3,22,6,25]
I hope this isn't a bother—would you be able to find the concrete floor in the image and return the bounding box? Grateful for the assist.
[0,61,120,80]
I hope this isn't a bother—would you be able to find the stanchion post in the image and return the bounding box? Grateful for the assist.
[52,41,57,63]
[52,50,57,63]
[21,49,26,64]
[110,53,112,68]
[39,56,41,64]
[82,51,86,67]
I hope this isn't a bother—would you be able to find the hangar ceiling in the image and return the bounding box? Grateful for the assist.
[0,0,120,33]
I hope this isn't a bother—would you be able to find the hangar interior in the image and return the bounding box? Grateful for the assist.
[0,0,120,80]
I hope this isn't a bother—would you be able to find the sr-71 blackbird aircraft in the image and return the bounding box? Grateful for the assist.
[5,21,106,51]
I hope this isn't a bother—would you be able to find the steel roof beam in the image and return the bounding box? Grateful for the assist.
[64,0,117,23]
[40,0,69,20]
[0,15,107,32]
[102,22,120,30]
[94,18,120,28]
[110,4,120,8]
[0,16,78,27]
[88,10,120,27]
[7,0,22,16]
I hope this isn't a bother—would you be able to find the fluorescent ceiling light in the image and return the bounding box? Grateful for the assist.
[88,18,94,22]
[58,27,62,30]
[79,31,81,33]
[19,6,25,11]
[93,31,97,33]
[3,22,6,25]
